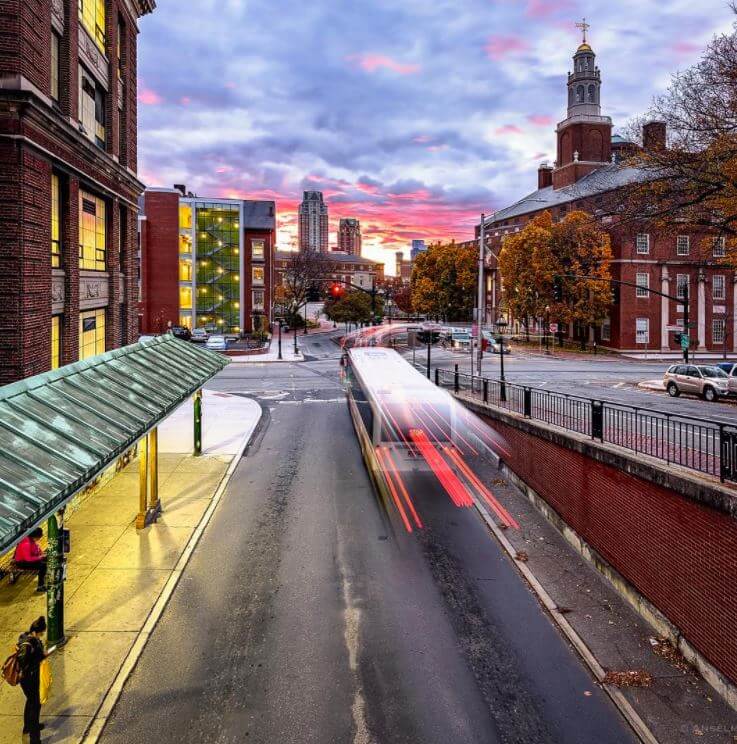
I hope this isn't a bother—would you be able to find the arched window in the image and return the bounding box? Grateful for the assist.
[576,85,584,103]
[568,87,574,105]
[588,84,596,102]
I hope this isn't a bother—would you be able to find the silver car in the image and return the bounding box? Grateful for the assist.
[663,364,730,402]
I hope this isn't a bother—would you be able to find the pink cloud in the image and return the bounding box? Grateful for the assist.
[180,96,191,106]
[495,124,523,136]
[138,88,162,105]
[485,35,529,61]
[347,54,420,75]
[527,114,553,126]
[525,0,572,18]
[427,144,448,152]
[413,134,432,143]
[672,40,701,57]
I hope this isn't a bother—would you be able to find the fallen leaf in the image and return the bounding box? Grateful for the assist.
[603,670,653,688]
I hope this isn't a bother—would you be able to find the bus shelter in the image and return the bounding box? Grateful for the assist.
[0,334,228,645]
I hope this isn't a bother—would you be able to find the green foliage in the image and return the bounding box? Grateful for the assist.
[324,289,384,324]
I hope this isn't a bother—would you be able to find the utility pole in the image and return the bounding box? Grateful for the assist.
[683,283,690,363]
[277,319,283,360]
[476,213,486,377]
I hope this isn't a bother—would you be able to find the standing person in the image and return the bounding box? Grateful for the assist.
[13,528,47,592]
[17,616,48,743]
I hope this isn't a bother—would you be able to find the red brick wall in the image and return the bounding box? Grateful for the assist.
[489,416,737,686]
[140,191,180,333]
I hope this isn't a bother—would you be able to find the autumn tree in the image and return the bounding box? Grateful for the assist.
[379,276,414,316]
[603,11,737,266]
[498,211,612,340]
[410,241,476,322]
[273,250,330,327]
[324,289,384,325]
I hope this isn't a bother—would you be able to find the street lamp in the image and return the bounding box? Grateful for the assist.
[275,318,283,360]
[544,305,550,354]
[496,318,508,402]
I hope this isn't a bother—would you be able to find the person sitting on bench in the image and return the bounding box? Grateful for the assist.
[13,529,46,592]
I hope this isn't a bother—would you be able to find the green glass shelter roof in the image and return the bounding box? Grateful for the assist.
[0,335,229,553]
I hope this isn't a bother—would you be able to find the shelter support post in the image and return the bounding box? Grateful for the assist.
[136,435,149,529]
[149,427,160,516]
[194,389,203,456]
[46,513,65,646]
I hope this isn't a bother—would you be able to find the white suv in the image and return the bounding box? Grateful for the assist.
[663,364,730,402]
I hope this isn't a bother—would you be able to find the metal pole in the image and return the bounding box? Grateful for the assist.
[46,512,64,647]
[683,283,690,363]
[476,213,486,377]
[194,389,202,456]
[278,321,282,360]
[136,435,149,527]
[294,321,298,355]
[500,338,507,402]
[426,339,431,379]
[371,278,376,326]
[149,427,159,515]
[303,301,308,334]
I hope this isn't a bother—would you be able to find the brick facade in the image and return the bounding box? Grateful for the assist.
[485,414,737,687]
[0,0,155,383]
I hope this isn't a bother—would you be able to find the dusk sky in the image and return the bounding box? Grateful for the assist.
[137,0,732,271]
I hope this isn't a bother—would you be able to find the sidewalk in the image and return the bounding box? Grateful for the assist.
[0,391,261,744]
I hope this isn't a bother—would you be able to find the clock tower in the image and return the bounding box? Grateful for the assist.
[552,21,612,189]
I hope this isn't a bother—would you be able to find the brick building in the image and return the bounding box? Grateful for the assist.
[481,37,736,356]
[337,218,361,256]
[395,251,413,285]
[274,250,384,292]
[139,187,276,335]
[0,0,155,383]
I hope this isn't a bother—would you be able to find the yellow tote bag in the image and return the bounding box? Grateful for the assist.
[39,659,52,705]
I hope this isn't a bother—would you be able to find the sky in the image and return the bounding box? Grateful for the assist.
[136,0,733,272]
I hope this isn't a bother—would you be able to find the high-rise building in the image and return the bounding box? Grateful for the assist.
[298,191,329,252]
[410,240,427,260]
[0,0,156,383]
[395,252,413,285]
[338,218,362,255]
[139,188,276,335]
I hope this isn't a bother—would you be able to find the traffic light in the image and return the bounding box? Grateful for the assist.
[673,333,682,345]
[553,276,563,302]
[329,282,345,299]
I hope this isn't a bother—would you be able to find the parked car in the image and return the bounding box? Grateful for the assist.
[716,362,737,396]
[205,334,228,352]
[170,325,191,341]
[191,328,209,343]
[663,364,730,402]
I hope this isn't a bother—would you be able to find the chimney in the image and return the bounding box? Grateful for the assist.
[538,162,553,189]
[173,184,187,196]
[642,121,666,152]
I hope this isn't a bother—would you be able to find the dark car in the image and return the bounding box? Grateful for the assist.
[716,362,737,375]
[170,325,191,341]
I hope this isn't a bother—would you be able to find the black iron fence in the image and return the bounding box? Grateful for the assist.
[436,366,737,484]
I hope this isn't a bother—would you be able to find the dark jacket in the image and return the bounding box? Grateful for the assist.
[16,633,44,679]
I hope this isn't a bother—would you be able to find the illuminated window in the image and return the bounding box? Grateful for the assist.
[79,66,106,148]
[51,33,60,102]
[79,190,106,270]
[635,273,649,298]
[179,204,192,230]
[252,239,265,260]
[79,308,105,360]
[179,313,192,329]
[179,285,192,310]
[676,235,690,256]
[51,174,61,268]
[79,0,106,52]
[51,315,62,370]
[252,266,265,285]
[179,259,192,282]
[636,234,650,254]
[253,289,265,310]
[713,275,726,300]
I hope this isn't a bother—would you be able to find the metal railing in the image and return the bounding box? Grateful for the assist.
[436,366,737,484]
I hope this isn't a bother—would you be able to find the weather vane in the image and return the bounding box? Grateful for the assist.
[575,17,590,44]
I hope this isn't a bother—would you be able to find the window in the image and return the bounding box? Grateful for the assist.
[636,233,650,254]
[252,266,265,285]
[251,239,265,260]
[51,174,61,268]
[79,67,105,148]
[713,318,726,345]
[713,275,726,300]
[636,272,649,298]
[713,236,726,257]
[253,289,265,311]
[79,0,106,52]
[676,235,690,256]
[601,317,610,341]
[635,318,649,344]
[576,85,584,102]
[588,84,595,102]
[676,273,689,300]
[179,204,192,230]
[51,33,60,102]
[79,190,106,270]
[79,308,105,360]
[179,259,192,282]
[179,285,192,310]
[51,315,61,370]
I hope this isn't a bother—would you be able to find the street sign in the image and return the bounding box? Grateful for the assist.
[681,334,690,350]
[665,325,682,332]
[549,323,558,333]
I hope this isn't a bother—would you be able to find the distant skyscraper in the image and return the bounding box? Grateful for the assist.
[338,218,362,255]
[298,191,329,252]
[410,239,426,260]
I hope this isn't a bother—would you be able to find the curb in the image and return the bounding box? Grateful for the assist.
[472,497,659,744]
[80,405,263,744]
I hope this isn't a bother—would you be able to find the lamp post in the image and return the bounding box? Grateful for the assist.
[544,305,550,354]
[276,318,283,360]
[293,318,298,355]
[496,318,508,401]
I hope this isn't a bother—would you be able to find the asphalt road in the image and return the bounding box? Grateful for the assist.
[100,332,635,744]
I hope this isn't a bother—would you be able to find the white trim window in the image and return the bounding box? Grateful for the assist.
[713,318,726,345]
[713,236,726,258]
[635,317,650,344]
[635,272,649,298]
[713,275,726,300]
[252,289,265,311]
[676,273,689,300]
[676,235,690,256]
[600,317,611,341]
[636,233,650,254]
